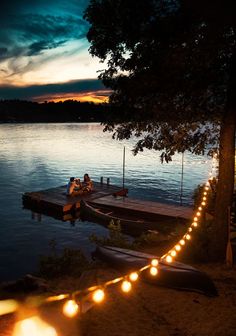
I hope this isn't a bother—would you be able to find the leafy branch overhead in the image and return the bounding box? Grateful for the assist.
[84,0,235,160]
[85,0,236,261]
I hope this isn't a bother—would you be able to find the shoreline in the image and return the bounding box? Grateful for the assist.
[1,260,236,336]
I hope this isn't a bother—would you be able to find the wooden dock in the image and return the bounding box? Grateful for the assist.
[90,195,194,221]
[23,182,197,226]
[22,181,128,214]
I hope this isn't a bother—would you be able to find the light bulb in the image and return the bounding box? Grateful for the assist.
[129,272,139,282]
[170,250,176,257]
[175,244,181,251]
[121,280,132,293]
[151,259,159,267]
[166,255,173,263]
[12,316,57,336]
[63,300,79,318]
[92,289,105,303]
[150,267,158,276]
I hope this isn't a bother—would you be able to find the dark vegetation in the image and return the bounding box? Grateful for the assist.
[38,240,90,279]
[0,99,111,123]
[85,0,236,261]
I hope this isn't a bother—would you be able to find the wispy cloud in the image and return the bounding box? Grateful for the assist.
[0,1,98,86]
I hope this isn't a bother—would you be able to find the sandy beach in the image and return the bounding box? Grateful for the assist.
[1,260,236,336]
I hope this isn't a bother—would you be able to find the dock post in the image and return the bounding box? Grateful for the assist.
[107,177,110,186]
[100,176,103,185]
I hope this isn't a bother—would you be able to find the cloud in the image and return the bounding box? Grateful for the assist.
[0,14,88,60]
[0,1,91,81]
[27,40,67,56]
[0,79,110,101]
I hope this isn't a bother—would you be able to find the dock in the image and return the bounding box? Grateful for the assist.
[23,180,196,226]
[22,181,128,214]
[90,195,194,221]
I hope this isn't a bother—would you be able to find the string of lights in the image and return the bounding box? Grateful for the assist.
[0,154,218,336]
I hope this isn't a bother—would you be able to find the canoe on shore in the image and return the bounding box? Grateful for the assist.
[80,200,187,237]
[92,245,218,297]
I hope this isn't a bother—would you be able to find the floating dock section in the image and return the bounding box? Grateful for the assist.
[89,195,194,221]
[23,181,128,214]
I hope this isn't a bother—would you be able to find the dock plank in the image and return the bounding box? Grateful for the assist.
[90,195,194,221]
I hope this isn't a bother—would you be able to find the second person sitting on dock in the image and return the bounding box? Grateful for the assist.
[82,173,93,192]
[66,177,82,196]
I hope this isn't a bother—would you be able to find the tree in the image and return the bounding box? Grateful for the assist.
[84,0,236,260]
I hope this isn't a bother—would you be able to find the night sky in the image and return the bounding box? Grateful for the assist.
[0,0,110,102]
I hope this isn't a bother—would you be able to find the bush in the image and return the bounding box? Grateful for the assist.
[192,178,217,214]
[90,220,136,249]
[183,182,217,262]
[39,240,90,279]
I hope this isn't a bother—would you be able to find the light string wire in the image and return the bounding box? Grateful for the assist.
[0,154,218,323]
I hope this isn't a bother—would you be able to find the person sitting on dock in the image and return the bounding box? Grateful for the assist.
[66,177,82,196]
[82,173,93,192]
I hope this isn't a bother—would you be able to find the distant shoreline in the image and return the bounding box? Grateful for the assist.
[0,100,110,123]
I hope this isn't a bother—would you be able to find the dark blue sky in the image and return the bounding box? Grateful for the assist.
[0,0,109,102]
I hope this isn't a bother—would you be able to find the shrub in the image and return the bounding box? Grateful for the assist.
[39,240,89,279]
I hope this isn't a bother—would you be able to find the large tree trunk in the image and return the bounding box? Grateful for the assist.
[210,53,236,261]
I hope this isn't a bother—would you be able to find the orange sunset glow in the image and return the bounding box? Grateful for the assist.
[34,90,111,103]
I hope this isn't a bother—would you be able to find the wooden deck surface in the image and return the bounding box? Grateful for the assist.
[22,182,128,213]
[90,195,194,221]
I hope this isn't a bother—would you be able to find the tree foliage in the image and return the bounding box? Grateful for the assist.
[85,0,235,161]
[85,0,236,260]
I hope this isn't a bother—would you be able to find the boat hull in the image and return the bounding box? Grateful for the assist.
[92,245,218,297]
[80,200,185,237]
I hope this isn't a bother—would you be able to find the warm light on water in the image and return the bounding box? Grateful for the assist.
[0,123,211,280]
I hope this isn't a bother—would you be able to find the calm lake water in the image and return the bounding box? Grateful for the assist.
[0,123,211,281]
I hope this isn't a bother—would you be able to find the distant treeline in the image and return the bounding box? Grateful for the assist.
[0,100,111,123]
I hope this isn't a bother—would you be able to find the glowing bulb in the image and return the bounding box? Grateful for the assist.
[203,192,207,196]
[12,316,57,336]
[129,272,139,282]
[151,259,159,267]
[92,289,105,303]
[63,300,79,318]
[196,212,201,216]
[170,250,177,257]
[121,280,132,293]
[203,197,207,201]
[180,239,185,245]
[201,201,206,206]
[198,206,202,211]
[150,267,158,276]
[193,222,198,227]
[166,255,173,263]
[186,234,191,240]
[188,227,193,232]
[205,186,209,190]
[175,244,181,251]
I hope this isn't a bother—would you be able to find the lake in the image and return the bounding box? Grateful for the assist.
[0,123,211,281]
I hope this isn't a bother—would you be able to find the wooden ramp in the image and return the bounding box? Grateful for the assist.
[22,182,128,213]
[90,195,194,221]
